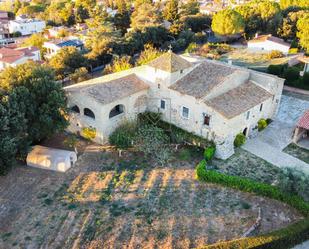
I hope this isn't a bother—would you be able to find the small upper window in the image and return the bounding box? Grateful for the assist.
[71,105,80,113]
[182,106,189,119]
[84,108,95,119]
[160,99,166,110]
[260,103,263,112]
[246,111,250,120]
[204,115,210,126]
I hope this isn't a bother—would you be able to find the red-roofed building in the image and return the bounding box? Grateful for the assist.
[0,46,41,70]
[293,110,309,144]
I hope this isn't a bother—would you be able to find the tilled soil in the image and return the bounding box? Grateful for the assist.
[0,148,303,249]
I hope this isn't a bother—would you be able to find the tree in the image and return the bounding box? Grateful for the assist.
[280,0,309,9]
[104,56,133,74]
[211,9,245,36]
[49,47,87,79]
[75,5,89,23]
[22,33,46,51]
[136,44,163,66]
[131,3,161,30]
[163,0,179,23]
[134,0,152,8]
[134,124,171,166]
[277,10,307,39]
[85,19,120,63]
[258,0,280,21]
[0,62,68,172]
[180,0,199,16]
[297,13,309,52]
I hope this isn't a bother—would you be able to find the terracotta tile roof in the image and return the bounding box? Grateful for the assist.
[248,34,290,47]
[0,47,25,63]
[297,110,309,130]
[72,74,149,105]
[205,81,273,119]
[148,51,193,73]
[169,61,236,98]
[0,46,39,64]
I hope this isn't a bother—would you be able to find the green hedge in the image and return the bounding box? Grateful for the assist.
[195,161,309,249]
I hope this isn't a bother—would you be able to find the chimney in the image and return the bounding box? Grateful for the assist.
[255,33,259,38]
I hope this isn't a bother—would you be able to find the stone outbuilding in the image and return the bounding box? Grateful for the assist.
[293,110,309,147]
[65,51,284,159]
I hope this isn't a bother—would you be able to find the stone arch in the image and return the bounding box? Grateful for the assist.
[70,105,80,113]
[84,108,95,119]
[109,104,125,118]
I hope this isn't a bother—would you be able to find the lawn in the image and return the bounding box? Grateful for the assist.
[283,143,309,164]
[220,49,292,70]
[0,146,303,249]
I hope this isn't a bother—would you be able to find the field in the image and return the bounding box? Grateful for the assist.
[0,146,303,249]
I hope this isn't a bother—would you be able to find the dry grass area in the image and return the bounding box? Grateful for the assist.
[0,147,303,249]
[220,49,291,68]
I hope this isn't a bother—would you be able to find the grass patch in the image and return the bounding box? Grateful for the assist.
[283,143,309,164]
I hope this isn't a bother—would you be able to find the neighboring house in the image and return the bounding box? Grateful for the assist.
[247,34,290,54]
[0,46,40,70]
[65,51,284,159]
[0,11,9,39]
[8,16,46,36]
[43,39,84,59]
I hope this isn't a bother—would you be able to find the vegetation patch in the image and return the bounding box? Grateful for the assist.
[283,143,309,164]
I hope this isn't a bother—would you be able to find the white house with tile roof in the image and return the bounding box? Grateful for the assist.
[64,51,284,159]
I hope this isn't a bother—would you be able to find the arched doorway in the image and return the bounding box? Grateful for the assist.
[243,127,248,136]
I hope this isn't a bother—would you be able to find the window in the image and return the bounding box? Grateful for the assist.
[246,111,250,120]
[180,69,183,74]
[109,104,124,118]
[181,106,189,119]
[160,99,166,110]
[84,108,95,119]
[203,115,210,126]
[158,84,160,89]
[70,105,80,113]
[260,103,263,112]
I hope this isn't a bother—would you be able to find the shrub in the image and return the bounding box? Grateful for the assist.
[109,121,137,149]
[196,164,309,249]
[289,48,298,54]
[204,146,216,161]
[266,118,272,125]
[234,133,246,147]
[266,50,283,59]
[185,42,199,53]
[258,118,268,131]
[267,64,286,76]
[81,127,96,140]
[303,72,309,85]
[284,67,300,82]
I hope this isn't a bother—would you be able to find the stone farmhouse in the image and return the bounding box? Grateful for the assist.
[65,51,284,159]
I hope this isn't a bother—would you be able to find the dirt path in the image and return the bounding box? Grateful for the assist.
[0,149,304,249]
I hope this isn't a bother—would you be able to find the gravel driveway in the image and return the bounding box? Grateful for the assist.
[243,94,309,174]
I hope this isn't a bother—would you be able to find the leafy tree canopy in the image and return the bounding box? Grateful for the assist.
[212,9,245,36]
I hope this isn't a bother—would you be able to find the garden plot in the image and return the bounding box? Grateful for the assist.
[0,148,303,249]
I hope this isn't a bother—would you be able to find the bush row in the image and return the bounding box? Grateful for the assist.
[195,160,309,248]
